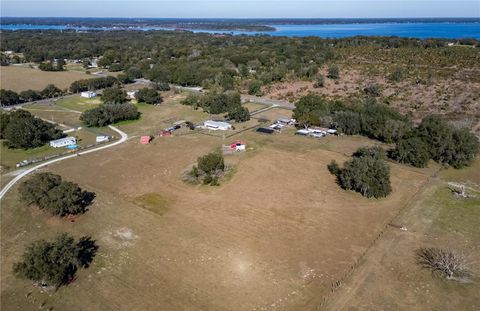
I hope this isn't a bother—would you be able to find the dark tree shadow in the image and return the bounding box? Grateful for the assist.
[77,236,99,268]
[81,191,96,208]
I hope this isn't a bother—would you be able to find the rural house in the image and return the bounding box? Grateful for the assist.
[204,120,232,131]
[50,136,77,148]
[81,91,97,98]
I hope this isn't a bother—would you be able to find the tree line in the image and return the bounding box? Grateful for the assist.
[1,110,63,149]
[293,94,479,169]
[182,91,250,122]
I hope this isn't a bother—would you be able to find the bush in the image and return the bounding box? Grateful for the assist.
[40,84,63,98]
[327,65,339,79]
[248,80,263,95]
[313,75,325,88]
[13,233,98,287]
[329,147,392,198]
[363,83,381,97]
[388,67,406,82]
[80,103,140,127]
[19,172,95,216]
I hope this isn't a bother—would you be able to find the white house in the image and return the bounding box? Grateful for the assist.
[81,91,97,98]
[127,90,138,99]
[204,120,232,131]
[96,135,110,143]
[50,137,76,148]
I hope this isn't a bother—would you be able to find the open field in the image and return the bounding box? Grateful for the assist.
[1,97,441,311]
[0,66,93,92]
[55,96,102,112]
[326,162,480,310]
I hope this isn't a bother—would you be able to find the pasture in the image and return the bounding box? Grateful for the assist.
[327,165,480,311]
[0,97,438,311]
[0,66,92,92]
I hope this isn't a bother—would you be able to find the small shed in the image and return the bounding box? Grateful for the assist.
[96,135,110,143]
[230,140,246,151]
[140,136,152,144]
[81,91,97,98]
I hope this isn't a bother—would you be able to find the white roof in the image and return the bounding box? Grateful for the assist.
[297,129,310,134]
[50,136,76,144]
[204,120,231,128]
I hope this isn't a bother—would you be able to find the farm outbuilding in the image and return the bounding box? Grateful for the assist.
[96,135,110,143]
[50,136,77,148]
[231,140,246,151]
[80,91,97,98]
[140,136,152,144]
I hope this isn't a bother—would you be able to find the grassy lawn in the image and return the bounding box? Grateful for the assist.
[429,187,480,239]
[55,96,102,112]
[0,143,59,170]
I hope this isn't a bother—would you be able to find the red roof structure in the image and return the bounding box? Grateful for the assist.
[140,136,152,144]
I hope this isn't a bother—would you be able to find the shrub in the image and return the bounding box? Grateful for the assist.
[313,75,325,88]
[19,172,95,216]
[388,67,406,82]
[248,80,263,95]
[13,233,98,287]
[327,65,339,79]
[363,83,381,97]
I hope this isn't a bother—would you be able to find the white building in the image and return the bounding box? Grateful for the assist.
[96,135,110,143]
[127,90,138,99]
[50,137,76,148]
[81,91,97,98]
[204,120,232,131]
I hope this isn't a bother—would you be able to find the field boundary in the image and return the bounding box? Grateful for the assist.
[315,171,438,310]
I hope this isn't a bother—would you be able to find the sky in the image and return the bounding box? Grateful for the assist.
[1,0,479,18]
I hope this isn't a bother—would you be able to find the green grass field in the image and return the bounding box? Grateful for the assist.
[55,96,102,112]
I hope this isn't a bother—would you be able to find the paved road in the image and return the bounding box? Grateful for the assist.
[241,95,295,110]
[0,125,128,200]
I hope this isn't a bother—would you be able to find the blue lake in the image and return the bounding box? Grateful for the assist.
[1,22,479,39]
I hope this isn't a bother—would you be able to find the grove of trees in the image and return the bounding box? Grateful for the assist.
[0,110,63,149]
[19,172,95,216]
[80,103,140,127]
[293,94,479,169]
[328,147,392,198]
[181,91,250,122]
[13,233,98,287]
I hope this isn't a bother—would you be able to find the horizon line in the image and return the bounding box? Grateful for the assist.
[2,16,480,20]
